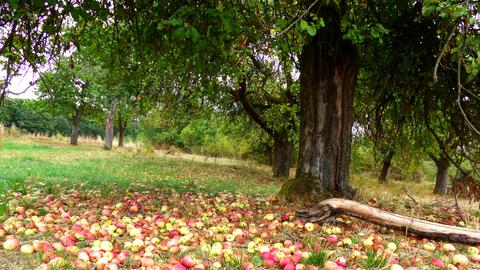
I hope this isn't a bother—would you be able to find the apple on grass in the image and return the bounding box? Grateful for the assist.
[422,242,436,252]
[304,222,315,232]
[20,244,34,254]
[452,254,468,267]
[387,242,397,252]
[3,238,20,250]
[442,243,456,253]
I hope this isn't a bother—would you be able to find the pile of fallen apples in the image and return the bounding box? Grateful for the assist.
[1,184,480,270]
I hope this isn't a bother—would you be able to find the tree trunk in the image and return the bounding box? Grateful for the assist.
[280,7,359,201]
[297,198,480,245]
[104,98,118,150]
[236,79,294,178]
[70,106,83,146]
[272,136,293,178]
[434,156,449,194]
[379,151,394,183]
[117,114,127,147]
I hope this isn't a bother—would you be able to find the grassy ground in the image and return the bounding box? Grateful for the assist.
[0,136,279,198]
[1,135,477,219]
[1,135,480,270]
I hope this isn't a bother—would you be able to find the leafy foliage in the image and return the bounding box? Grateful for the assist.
[0,98,104,137]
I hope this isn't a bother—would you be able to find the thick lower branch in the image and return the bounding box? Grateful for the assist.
[297,198,480,245]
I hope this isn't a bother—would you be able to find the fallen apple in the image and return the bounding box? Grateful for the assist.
[3,237,20,251]
[20,244,34,254]
[442,243,456,253]
[422,242,436,252]
[452,254,468,266]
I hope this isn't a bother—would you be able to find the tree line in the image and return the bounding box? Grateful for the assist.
[0,98,104,138]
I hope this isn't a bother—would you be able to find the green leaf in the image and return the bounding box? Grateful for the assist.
[300,20,316,36]
[157,20,167,30]
[33,0,44,8]
[189,26,201,43]
[43,24,55,34]
[422,6,435,16]
[71,9,80,21]
[6,0,18,9]
[170,17,184,27]
[306,24,317,36]
[371,29,380,39]
[300,20,308,31]
[173,27,187,39]
[317,18,325,28]
[258,2,265,11]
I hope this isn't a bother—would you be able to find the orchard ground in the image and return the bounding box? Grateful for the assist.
[0,135,479,270]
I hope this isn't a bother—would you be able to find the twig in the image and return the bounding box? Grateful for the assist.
[456,18,480,135]
[403,186,418,205]
[433,23,457,82]
[278,228,301,242]
[454,192,467,224]
[273,0,322,39]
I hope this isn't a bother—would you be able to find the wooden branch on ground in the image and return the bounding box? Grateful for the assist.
[296,198,480,245]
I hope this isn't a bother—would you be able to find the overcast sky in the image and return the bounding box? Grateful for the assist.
[4,70,39,99]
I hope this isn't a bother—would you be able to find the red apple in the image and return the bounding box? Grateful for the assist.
[181,255,196,268]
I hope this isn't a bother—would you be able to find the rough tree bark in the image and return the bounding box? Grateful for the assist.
[297,198,480,245]
[379,151,394,183]
[117,113,127,147]
[104,98,118,150]
[237,79,293,178]
[273,135,293,178]
[279,6,359,201]
[434,155,450,195]
[70,106,83,146]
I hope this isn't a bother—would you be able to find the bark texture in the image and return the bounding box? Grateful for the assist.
[70,106,83,146]
[117,114,127,147]
[379,151,394,183]
[297,198,480,245]
[280,6,359,201]
[104,98,118,150]
[237,79,293,178]
[434,156,449,194]
[272,136,293,178]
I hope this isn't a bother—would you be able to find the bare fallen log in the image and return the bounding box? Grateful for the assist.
[296,198,480,245]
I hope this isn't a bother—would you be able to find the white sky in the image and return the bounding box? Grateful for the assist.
[8,72,39,99]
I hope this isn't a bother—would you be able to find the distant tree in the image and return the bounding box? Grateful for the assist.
[37,55,105,145]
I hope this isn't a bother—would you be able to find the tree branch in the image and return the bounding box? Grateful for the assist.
[297,198,480,245]
[433,23,457,82]
[456,17,480,136]
[236,78,275,137]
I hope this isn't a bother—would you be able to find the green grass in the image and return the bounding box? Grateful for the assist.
[360,250,388,270]
[0,135,466,215]
[0,137,279,198]
[303,250,330,267]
